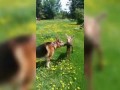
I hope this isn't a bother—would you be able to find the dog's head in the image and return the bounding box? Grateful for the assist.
[54,38,64,48]
[66,34,74,44]
[85,13,107,45]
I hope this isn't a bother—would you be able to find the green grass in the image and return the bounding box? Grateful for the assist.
[34,19,84,90]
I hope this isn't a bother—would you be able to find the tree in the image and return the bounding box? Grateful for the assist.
[36,0,61,20]
[75,8,84,24]
[69,0,84,19]
[36,0,44,19]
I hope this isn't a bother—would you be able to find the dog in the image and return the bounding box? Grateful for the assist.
[0,34,36,90]
[36,38,64,68]
[64,34,74,58]
[84,13,106,90]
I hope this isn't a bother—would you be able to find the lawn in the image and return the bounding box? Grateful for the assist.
[34,19,84,90]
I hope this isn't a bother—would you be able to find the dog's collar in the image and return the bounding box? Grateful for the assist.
[51,42,57,49]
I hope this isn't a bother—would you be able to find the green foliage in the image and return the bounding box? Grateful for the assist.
[75,8,84,24]
[36,0,61,19]
[54,11,70,19]
[36,0,45,19]
[70,0,84,19]
[61,11,70,19]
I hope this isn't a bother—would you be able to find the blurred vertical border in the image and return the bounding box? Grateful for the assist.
[85,0,120,90]
[0,0,36,42]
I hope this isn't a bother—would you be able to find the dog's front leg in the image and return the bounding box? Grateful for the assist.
[46,57,50,68]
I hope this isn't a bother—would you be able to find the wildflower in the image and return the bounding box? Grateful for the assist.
[36,76,39,80]
[68,86,70,89]
[60,67,62,70]
[60,80,63,83]
[39,84,41,86]
[70,81,73,85]
[62,83,64,88]
[53,85,56,87]
[70,67,73,69]
[77,87,80,90]
[51,88,54,90]
[74,77,77,80]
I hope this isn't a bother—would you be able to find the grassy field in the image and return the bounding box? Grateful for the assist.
[34,19,84,90]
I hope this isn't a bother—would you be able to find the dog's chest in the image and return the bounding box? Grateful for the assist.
[46,45,55,57]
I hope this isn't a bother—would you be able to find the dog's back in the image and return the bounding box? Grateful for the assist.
[0,42,19,84]
[0,35,31,83]
[36,42,52,58]
[0,34,36,89]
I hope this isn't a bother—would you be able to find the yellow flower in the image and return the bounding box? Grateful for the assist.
[70,81,73,85]
[60,80,63,83]
[53,85,56,87]
[68,86,70,89]
[74,77,77,80]
[77,87,80,90]
[39,84,41,86]
[70,67,73,69]
[62,83,65,88]
[51,88,54,90]
[36,76,39,80]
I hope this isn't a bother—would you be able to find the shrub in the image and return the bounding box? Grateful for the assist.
[75,8,84,24]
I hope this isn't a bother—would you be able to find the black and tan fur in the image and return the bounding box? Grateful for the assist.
[0,34,36,90]
[36,38,64,68]
[64,34,74,58]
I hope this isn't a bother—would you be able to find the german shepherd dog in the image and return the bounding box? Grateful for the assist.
[36,38,64,68]
[0,34,36,90]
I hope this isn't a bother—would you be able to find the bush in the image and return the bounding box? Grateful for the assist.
[75,8,84,24]
[54,11,70,19]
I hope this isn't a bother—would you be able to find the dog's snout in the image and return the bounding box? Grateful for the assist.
[60,41,65,46]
